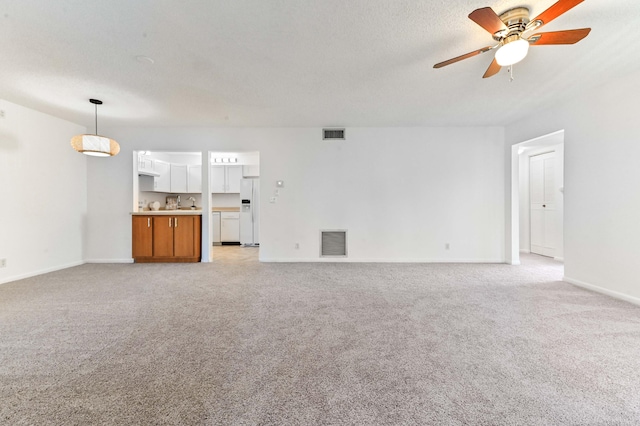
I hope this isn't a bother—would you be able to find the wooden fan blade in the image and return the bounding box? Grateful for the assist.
[468,7,507,34]
[529,28,591,45]
[531,0,584,28]
[482,58,501,79]
[433,46,495,69]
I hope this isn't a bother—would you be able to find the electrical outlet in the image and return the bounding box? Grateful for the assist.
[0,258,6,268]
[0,110,5,118]
[295,243,299,249]
[270,197,277,203]
[445,243,450,250]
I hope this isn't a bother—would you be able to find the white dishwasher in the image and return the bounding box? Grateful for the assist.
[220,212,240,243]
[212,212,221,245]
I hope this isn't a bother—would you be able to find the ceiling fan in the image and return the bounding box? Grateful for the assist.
[433,0,591,78]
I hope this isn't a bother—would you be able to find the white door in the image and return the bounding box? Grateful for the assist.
[530,152,556,257]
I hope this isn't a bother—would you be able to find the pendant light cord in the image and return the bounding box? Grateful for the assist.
[95,102,98,135]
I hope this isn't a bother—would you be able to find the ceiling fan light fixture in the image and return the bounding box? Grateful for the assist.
[70,99,120,157]
[495,36,529,66]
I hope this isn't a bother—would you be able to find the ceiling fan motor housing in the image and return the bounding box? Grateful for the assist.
[493,7,530,42]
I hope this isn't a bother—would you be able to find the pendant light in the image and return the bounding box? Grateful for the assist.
[70,99,120,157]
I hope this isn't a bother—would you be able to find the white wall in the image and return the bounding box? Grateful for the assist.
[505,68,640,303]
[86,127,505,263]
[0,99,87,284]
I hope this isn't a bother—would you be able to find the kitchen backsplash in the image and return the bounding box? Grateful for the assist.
[211,193,240,208]
[138,192,240,209]
[139,192,203,210]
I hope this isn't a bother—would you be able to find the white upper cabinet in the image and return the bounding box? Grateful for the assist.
[211,165,242,193]
[154,160,171,192]
[210,166,227,193]
[187,165,202,193]
[137,156,154,174]
[170,164,188,193]
[242,165,259,177]
[226,166,242,193]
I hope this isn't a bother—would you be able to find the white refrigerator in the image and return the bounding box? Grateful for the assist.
[240,178,260,246]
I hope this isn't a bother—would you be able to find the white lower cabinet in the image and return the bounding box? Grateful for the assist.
[221,212,240,242]
[212,212,221,245]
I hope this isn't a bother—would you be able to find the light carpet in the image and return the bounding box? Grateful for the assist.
[1,252,640,425]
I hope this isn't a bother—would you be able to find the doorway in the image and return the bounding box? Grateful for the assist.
[509,130,565,265]
[209,151,260,262]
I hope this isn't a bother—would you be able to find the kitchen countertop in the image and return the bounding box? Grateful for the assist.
[212,207,240,212]
[131,209,203,216]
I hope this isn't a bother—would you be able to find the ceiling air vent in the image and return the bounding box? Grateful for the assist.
[323,128,345,140]
[320,230,347,257]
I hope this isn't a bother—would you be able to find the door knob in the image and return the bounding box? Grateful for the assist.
[543,204,546,207]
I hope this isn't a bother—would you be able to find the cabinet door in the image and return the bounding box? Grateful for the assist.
[242,165,259,177]
[173,216,195,257]
[226,166,243,193]
[154,161,171,192]
[153,216,174,256]
[211,166,226,193]
[138,156,153,172]
[221,213,240,242]
[187,165,202,193]
[170,164,188,193]
[212,212,221,243]
[132,216,153,258]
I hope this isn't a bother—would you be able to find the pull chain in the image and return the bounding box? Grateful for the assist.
[508,64,514,83]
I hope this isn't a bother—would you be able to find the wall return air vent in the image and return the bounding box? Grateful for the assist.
[322,128,345,140]
[320,230,348,257]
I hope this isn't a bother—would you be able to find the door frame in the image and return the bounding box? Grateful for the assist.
[508,130,564,265]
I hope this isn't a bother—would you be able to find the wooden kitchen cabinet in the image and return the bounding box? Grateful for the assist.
[132,215,201,263]
[132,216,153,257]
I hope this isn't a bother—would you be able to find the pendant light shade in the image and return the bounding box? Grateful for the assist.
[70,99,120,157]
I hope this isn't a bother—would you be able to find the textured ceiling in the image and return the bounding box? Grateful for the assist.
[1,0,639,129]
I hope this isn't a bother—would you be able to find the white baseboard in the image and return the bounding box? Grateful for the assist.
[519,249,530,254]
[84,259,134,264]
[554,256,565,262]
[563,276,640,307]
[259,258,505,263]
[0,260,85,285]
